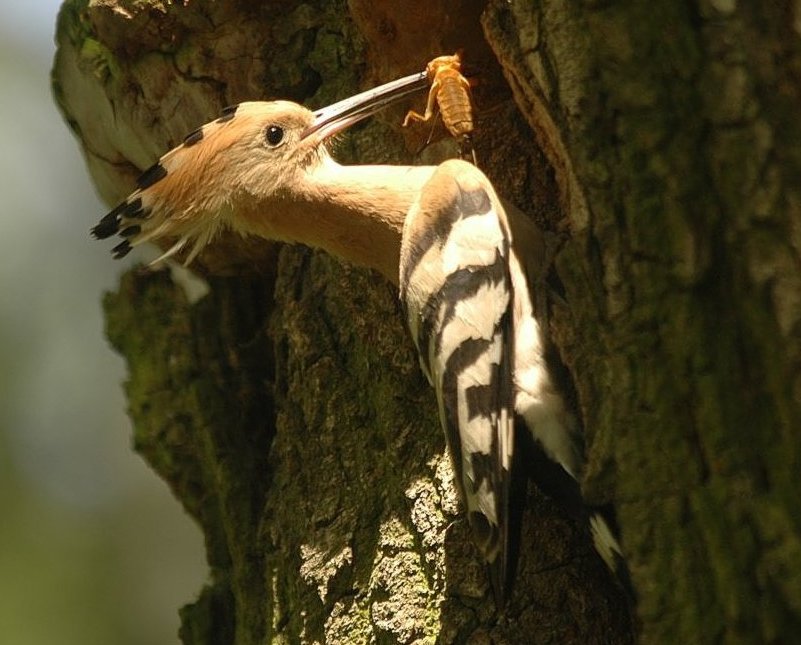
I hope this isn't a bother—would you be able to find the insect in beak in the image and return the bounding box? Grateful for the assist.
[301,70,429,144]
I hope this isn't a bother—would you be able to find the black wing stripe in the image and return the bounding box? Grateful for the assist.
[464,360,501,421]
[432,254,506,361]
[400,185,493,291]
[438,333,503,493]
[413,251,506,376]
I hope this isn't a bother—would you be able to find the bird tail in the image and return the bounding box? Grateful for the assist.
[588,508,635,601]
[486,419,528,609]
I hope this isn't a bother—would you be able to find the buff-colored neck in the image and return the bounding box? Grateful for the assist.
[239,162,437,284]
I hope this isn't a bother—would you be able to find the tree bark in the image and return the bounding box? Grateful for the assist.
[483,1,801,642]
[52,0,801,643]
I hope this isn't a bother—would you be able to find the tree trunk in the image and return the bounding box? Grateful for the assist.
[484,1,801,642]
[52,0,801,643]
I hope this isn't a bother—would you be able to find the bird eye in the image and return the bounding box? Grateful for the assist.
[265,125,285,147]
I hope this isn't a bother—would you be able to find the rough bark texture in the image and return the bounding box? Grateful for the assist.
[53,0,801,643]
[484,1,801,642]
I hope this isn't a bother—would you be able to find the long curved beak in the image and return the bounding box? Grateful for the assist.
[301,70,428,142]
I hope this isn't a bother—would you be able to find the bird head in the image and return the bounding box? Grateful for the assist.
[92,72,428,268]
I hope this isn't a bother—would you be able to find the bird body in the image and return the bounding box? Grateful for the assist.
[93,86,627,604]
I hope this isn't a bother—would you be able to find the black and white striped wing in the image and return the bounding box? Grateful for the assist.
[399,159,516,601]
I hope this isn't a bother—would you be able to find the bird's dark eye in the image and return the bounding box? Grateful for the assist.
[265,125,284,147]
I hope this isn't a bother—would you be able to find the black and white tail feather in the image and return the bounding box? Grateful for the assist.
[399,159,630,605]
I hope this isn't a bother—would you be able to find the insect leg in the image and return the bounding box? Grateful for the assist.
[403,78,442,126]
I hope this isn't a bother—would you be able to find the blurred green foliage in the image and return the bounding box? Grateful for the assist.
[0,4,205,643]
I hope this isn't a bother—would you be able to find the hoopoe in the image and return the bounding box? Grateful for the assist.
[93,69,629,605]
